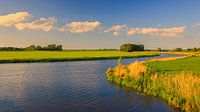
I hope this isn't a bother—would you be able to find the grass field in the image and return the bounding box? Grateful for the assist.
[106,56,200,111]
[0,51,159,63]
[148,56,200,74]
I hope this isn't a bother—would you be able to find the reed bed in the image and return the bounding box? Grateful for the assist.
[106,57,200,111]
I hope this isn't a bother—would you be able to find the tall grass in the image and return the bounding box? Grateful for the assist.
[106,60,200,111]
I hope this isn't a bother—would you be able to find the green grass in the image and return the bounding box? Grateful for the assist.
[106,56,200,111]
[0,51,158,63]
[148,56,200,74]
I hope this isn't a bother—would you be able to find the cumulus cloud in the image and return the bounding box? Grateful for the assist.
[0,11,31,27]
[15,17,57,31]
[104,25,126,36]
[192,23,200,28]
[59,21,101,33]
[113,32,120,36]
[0,11,188,37]
[104,25,127,32]
[127,26,186,37]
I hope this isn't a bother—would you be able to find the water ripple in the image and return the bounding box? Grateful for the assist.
[0,54,179,112]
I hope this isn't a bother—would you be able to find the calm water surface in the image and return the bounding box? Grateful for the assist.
[0,54,180,112]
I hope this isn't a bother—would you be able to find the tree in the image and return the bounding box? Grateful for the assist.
[47,44,56,51]
[127,44,134,52]
[157,48,162,52]
[193,47,197,52]
[120,43,144,52]
[36,45,42,50]
[175,48,182,52]
[25,45,36,51]
[56,45,62,51]
[120,44,128,52]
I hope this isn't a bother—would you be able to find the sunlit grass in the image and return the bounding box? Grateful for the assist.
[0,51,159,63]
[148,56,200,74]
[106,56,200,111]
[148,56,187,62]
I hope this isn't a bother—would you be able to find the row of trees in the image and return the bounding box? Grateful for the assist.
[120,43,144,52]
[0,47,24,51]
[119,43,200,52]
[186,47,200,52]
[0,44,62,51]
[157,47,200,52]
[25,44,62,51]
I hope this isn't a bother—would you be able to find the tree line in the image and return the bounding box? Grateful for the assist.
[157,47,200,52]
[119,43,200,52]
[1,43,200,52]
[0,44,62,51]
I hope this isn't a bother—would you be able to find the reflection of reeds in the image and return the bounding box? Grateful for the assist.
[106,61,200,112]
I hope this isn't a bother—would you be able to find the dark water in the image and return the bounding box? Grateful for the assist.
[0,54,181,112]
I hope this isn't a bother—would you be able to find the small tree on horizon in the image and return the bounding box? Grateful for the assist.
[157,48,162,52]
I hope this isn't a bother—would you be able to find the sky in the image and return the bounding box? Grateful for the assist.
[0,0,200,49]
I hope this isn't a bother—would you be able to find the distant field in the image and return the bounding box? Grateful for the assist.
[0,51,159,63]
[148,56,200,74]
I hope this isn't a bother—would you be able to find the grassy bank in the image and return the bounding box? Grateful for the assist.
[106,56,200,111]
[0,51,159,63]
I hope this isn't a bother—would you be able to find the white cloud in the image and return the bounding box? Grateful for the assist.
[59,21,101,33]
[127,26,186,37]
[0,11,188,37]
[0,11,31,27]
[104,25,127,32]
[15,17,57,31]
[104,25,126,36]
[192,23,200,28]
[113,32,120,36]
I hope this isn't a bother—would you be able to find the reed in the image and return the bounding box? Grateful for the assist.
[106,57,200,111]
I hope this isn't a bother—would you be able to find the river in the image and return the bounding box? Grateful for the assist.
[0,54,181,112]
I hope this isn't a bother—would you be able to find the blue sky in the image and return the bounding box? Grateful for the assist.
[0,0,200,49]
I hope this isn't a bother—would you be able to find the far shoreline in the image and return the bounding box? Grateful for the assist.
[0,54,159,64]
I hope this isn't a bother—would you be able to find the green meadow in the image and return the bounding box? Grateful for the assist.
[0,51,158,63]
[106,55,200,111]
[148,56,200,74]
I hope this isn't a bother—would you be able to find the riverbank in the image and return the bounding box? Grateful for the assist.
[106,54,200,112]
[0,51,159,63]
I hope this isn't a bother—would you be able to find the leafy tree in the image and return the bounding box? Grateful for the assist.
[47,44,56,51]
[25,45,36,51]
[175,48,182,52]
[120,44,128,52]
[120,43,144,52]
[56,45,63,51]
[36,45,42,50]
[157,48,162,51]
[193,47,197,52]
